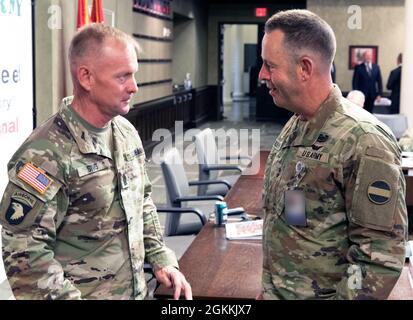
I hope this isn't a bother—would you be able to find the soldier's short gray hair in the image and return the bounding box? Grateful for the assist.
[69,24,141,83]
[265,10,336,68]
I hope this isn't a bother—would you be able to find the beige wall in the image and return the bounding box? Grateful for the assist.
[35,1,405,124]
[207,3,300,85]
[35,0,209,124]
[308,0,405,92]
[172,0,208,89]
[35,0,76,126]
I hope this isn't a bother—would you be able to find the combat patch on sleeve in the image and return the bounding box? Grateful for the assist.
[5,190,38,226]
[350,156,399,231]
[367,180,391,205]
[0,185,44,230]
[17,163,53,195]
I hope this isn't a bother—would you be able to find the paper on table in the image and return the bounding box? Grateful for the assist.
[402,152,413,158]
[402,157,413,169]
[225,219,263,240]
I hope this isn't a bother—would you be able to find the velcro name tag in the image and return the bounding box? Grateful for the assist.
[365,146,394,163]
[123,147,144,162]
[17,163,53,195]
[297,147,329,163]
[77,159,111,177]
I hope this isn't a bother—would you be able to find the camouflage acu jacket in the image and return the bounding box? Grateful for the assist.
[0,97,178,299]
[262,86,407,300]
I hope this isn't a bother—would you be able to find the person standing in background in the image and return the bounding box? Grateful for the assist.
[387,53,402,114]
[352,51,383,113]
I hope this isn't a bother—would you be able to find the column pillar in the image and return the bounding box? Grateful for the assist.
[232,25,245,100]
[400,0,413,127]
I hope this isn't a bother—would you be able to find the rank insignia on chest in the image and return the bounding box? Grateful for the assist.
[17,163,53,194]
[317,133,329,143]
[124,147,144,162]
[367,180,392,205]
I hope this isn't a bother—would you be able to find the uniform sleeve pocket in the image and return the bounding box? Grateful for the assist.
[8,164,62,203]
[349,157,399,231]
[0,163,63,231]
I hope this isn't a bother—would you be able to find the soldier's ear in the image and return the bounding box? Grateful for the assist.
[77,65,93,92]
[297,56,314,81]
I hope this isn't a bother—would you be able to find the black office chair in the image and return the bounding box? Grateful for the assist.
[161,147,229,236]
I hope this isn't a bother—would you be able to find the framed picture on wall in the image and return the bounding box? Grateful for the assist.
[348,45,378,69]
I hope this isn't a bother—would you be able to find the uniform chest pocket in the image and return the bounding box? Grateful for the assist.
[299,162,342,199]
[70,159,116,214]
[276,160,343,218]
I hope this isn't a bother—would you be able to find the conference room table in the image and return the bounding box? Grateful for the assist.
[154,150,413,300]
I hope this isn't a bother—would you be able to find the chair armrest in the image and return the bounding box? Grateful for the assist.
[225,207,245,216]
[189,179,231,189]
[175,195,224,204]
[157,207,207,225]
[220,155,252,161]
[203,164,242,172]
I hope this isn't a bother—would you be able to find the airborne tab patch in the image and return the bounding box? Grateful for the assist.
[17,163,53,195]
[367,180,392,205]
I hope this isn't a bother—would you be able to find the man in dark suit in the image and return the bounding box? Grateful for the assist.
[387,53,402,114]
[352,50,383,113]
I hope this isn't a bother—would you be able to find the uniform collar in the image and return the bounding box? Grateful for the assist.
[58,96,128,159]
[284,85,342,148]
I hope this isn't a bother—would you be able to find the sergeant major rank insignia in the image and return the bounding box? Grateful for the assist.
[5,190,37,225]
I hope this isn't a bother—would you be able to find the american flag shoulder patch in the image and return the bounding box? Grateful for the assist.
[17,163,53,195]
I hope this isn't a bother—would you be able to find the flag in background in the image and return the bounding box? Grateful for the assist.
[77,0,90,29]
[91,0,105,24]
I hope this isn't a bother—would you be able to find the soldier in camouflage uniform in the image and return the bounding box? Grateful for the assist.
[0,24,192,300]
[259,10,407,299]
[399,129,413,152]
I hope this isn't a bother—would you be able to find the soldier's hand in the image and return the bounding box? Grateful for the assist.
[154,266,193,300]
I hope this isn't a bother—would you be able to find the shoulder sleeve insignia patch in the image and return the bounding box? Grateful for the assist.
[6,199,33,225]
[367,180,392,205]
[17,163,53,195]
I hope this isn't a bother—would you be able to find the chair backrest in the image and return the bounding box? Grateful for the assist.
[373,113,408,140]
[161,148,204,236]
[161,147,190,206]
[194,128,219,181]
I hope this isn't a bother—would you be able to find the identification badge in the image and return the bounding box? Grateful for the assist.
[284,189,307,226]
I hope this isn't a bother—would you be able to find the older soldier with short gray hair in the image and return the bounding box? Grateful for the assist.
[259,9,407,299]
[0,24,192,300]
